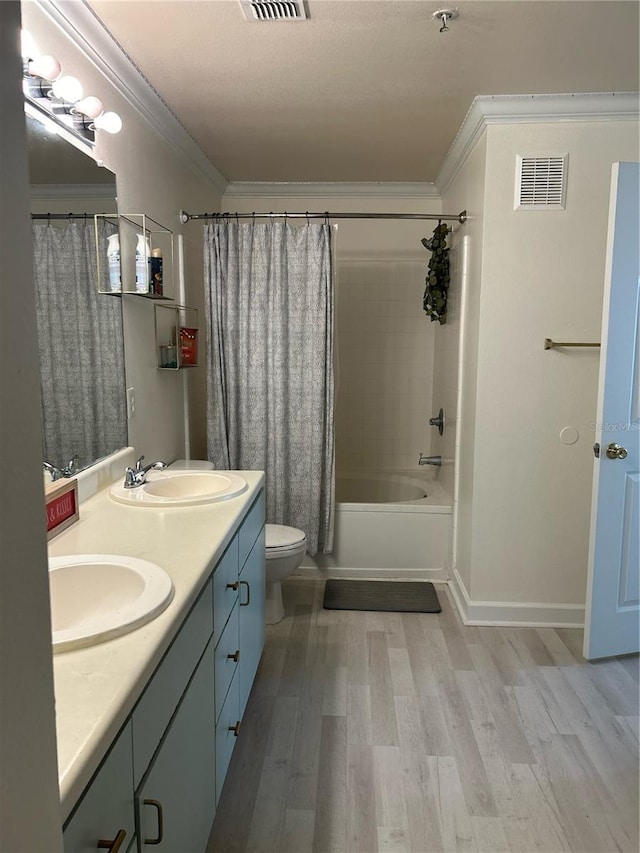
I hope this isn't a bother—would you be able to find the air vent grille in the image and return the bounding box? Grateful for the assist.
[239,0,307,21]
[515,155,568,210]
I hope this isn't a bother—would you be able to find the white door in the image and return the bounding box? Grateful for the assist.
[584,162,640,660]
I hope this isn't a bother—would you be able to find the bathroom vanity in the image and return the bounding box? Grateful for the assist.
[49,470,265,852]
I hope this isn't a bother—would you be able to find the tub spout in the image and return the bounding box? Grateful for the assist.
[418,454,442,466]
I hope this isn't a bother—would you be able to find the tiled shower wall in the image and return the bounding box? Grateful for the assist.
[335,260,436,471]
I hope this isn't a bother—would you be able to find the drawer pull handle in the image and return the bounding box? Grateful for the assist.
[240,580,251,606]
[143,798,164,845]
[227,649,240,662]
[226,581,239,591]
[228,720,241,737]
[97,829,126,852]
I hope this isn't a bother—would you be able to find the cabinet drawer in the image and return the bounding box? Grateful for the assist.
[132,578,213,787]
[215,669,240,805]
[213,536,239,646]
[238,491,265,571]
[215,600,239,722]
[63,722,134,852]
[239,527,265,715]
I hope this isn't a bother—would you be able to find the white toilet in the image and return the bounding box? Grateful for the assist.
[265,524,307,624]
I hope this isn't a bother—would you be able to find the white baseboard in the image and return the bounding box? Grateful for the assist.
[448,569,585,628]
[293,565,449,581]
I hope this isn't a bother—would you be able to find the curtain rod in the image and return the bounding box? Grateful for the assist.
[31,213,94,220]
[179,209,467,225]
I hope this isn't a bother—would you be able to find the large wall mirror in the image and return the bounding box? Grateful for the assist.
[27,113,128,476]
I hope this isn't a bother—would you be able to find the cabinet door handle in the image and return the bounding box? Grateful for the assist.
[239,580,251,607]
[226,581,239,591]
[143,799,164,845]
[228,720,241,737]
[227,649,240,662]
[97,829,126,852]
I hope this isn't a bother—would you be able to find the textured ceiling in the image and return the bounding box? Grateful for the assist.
[87,0,639,183]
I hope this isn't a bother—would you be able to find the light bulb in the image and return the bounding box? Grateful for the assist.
[28,54,62,82]
[93,111,122,134]
[51,75,83,103]
[21,30,39,60]
[74,96,104,119]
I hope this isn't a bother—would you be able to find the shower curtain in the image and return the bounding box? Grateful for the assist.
[204,221,335,555]
[33,219,127,471]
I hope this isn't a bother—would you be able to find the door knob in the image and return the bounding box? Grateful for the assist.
[605,443,628,460]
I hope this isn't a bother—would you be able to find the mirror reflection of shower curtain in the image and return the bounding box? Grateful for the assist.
[33,219,127,471]
[204,221,335,556]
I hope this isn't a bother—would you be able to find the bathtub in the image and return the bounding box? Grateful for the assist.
[302,470,452,578]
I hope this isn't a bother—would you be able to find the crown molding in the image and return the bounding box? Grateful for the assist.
[224,182,440,199]
[36,0,228,195]
[437,92,640,197]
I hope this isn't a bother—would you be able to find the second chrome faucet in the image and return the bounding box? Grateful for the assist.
[124,455,167,488]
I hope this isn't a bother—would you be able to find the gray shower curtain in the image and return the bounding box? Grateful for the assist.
[204,221,334,555]
[33,219,127,471]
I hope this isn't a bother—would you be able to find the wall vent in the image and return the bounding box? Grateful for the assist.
[239,1,308,21]
[515,154,568,210]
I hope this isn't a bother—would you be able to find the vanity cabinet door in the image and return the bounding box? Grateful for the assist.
[238,526,265,714]
[63,722,134,853]
[136,638,215,853]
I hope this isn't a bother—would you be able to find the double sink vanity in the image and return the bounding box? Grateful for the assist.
[49,462,266,852]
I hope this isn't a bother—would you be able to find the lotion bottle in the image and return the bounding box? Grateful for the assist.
[106,233,121,292]
[135,233,151,293]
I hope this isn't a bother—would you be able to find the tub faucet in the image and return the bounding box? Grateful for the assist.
[124,455,167,488]
[418,453,442,467]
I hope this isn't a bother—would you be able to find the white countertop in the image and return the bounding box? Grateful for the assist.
[48,470,265,822]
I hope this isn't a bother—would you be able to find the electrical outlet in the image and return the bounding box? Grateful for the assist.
[126,387,135,419]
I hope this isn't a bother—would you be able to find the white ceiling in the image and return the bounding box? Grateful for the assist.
[87,0,639,183]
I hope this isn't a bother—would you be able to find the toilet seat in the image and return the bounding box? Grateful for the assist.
[265,524,306,559]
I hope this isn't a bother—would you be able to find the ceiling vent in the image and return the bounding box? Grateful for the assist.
[515,154,568,211]
[239,1,308,21]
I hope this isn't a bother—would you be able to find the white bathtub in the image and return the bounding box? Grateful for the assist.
[302,470,452,578]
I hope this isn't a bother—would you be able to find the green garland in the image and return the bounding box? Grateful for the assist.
[422,222,450,324]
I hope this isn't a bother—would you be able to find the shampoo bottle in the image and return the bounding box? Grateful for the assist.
[135,233,151,293]
[106,233,121,292]
[150,247,163,296]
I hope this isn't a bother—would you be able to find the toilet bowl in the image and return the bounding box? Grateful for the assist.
[265,524,306,624]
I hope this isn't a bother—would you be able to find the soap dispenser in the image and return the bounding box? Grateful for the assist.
[135,233,151,293]
[106,233,121,292]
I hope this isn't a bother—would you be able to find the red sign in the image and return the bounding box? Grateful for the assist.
[46,488,77,532]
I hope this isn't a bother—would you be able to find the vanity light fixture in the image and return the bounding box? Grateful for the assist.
[21,29,122,145]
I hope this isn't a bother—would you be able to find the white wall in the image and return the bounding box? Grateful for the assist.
[22,2,223,463]
[439,133,488,591]
[0,4,63,849]
[450,118,639,610]
[472,119,639,606]
[221,189,442,472]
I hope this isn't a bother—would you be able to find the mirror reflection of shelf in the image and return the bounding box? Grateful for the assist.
[154,304,199,370]
[95,213,174,298]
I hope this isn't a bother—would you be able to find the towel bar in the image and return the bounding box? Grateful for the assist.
[544,338,601,350]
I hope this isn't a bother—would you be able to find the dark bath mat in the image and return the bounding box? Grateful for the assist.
[323,579,441,613]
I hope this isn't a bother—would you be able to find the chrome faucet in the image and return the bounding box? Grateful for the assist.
[123,455,167,489]
[418,453,442,467]
[44,455,80,481]
[43,461,63,481]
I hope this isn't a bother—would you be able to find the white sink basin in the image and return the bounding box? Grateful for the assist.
[49,554,174,653]
[109,470,248,507]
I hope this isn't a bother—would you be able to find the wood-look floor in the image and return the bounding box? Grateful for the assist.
[207,579,639,853]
